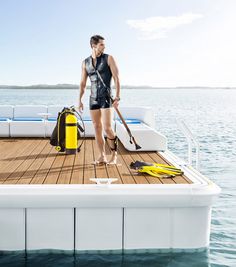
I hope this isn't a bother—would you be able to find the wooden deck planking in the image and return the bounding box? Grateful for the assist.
[0,139,28,161]
[43,150,65,184]
[13,139,48,184]
[0,139,40,183]
[31,144,58,184]
[70,138,85,184]
[118,142,149,184]
[0,138,192,184]
[17,140,49,184]
[0,139,32,175]
[83,139,96,184]
[38,143,60,184]
[116,143,136,184]
[57,153,75,184]
[26,140,53,184]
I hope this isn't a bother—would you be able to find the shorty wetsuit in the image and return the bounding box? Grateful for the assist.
[84,53,113,110]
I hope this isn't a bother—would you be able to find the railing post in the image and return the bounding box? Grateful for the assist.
[176,119,200,170]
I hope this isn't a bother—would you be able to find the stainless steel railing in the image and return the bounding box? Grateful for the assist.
[176,119,200,170]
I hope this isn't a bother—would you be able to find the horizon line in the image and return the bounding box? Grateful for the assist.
[0,84,235,89]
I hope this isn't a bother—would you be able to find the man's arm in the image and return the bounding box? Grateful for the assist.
[108,55,120,100]
[78,61,88,108]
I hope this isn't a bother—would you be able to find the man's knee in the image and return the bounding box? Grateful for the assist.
[104,126,114,136]
[93,122,103,131]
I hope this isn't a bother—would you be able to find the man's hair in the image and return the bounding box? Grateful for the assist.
[90,35,104,48]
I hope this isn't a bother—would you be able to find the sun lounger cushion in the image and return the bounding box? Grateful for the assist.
[13,105,48,118]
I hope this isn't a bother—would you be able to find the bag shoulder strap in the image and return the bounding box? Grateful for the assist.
[96,69,109,89]
[96,69,113,102]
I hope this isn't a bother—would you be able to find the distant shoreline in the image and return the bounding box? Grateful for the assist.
[0,84,235,89]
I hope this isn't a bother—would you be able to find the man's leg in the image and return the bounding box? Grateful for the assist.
[101,107,118,164]
[90,109,107,164]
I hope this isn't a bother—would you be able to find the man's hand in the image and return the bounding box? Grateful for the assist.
[78,102,84,113]
[112,99,119,109]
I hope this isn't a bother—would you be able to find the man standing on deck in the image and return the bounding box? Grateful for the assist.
[78,35,121,165]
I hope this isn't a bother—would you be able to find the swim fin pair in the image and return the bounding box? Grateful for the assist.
[130,160,183,178]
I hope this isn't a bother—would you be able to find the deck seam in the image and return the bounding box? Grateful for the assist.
[17,139,49,183]
[55,154,67,184]
[0,139,34,173]
[41,145,60,184]
[117,142,137,184]
[1,139,40,183]
[124,150,151,184]
[138,152,165,184]
[28,140,54,184]
[43,145,61,184]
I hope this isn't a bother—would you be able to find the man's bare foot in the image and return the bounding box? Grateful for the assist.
[92,155,108,165]
[107,151,118,165]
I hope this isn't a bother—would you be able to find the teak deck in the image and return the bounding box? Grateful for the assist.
[0,138,192,185]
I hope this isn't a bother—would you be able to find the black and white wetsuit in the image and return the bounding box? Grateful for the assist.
[84,53,113,110]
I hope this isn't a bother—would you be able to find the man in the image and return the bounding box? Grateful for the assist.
[78,35,121,165]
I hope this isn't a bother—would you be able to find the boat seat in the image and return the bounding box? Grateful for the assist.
[1,105,166,146]
[116,119,167,151]
[114,106,167,152]
[0,105,14,137]
[10,105,47,137]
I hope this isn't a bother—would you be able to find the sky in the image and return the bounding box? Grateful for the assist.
[0,0,236,87]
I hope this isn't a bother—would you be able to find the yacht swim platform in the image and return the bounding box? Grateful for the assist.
[0,105,221,253]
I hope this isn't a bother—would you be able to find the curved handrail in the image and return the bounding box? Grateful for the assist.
[176,119,200,170]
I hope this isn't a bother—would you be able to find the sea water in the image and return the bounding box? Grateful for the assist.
[0,88,235,267]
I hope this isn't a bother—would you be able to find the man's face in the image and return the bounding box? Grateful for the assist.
[93,39,105,53]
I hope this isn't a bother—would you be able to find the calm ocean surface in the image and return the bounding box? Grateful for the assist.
[0,88,235,267]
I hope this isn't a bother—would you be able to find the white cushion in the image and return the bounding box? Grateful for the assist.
[47,105,65,119]
[10,121,45,137]
[0,120,10,137]
[45,120,56,137]
[0,105,14,119]
[14,105,47,118]
[116,120,167,151]
[114,106,155,128]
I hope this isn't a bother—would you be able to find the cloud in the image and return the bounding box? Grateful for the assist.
[126,13,203,40]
